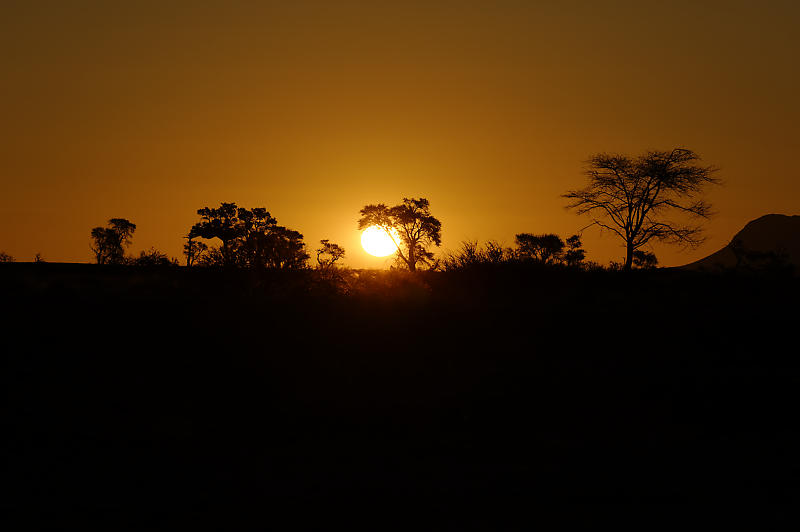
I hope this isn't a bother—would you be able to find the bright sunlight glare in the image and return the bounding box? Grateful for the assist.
[361,226,399,257]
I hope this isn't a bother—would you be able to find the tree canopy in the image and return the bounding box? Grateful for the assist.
[188,203,309,269]
[90,218,136,265]
[358,197,442,271]
[515,233,565,264]
[316,239,346,270]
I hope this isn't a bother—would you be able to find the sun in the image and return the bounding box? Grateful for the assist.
[361,226,400,257]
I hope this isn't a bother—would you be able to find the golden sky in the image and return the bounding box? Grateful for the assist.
[1,1,798,268]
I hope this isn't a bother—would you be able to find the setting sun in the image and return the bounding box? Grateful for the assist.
[361,226,399,257]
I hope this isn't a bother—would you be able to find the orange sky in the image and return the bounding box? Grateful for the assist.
[2,1,798,268]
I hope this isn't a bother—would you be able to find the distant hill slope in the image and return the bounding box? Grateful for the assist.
[682,214,800,273]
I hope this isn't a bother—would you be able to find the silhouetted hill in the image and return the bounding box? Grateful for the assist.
[682,214,800,273]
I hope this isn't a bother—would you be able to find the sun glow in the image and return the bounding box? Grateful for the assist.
[361,226,400,257]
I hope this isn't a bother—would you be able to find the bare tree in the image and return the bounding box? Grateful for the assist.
[563,148,719,270]
[357,197,442,272]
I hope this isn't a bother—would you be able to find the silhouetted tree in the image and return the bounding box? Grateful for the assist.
[189,203,309,269]
[358,197,442,271]
[188,203,241,266]
[34,253,45,263]
[0,251,14,262]
[316,240,345,270]
[563,148,719,270]
[632,250,658,269]
[254,225,308,269]
[90,218,136,264]
[234,207,277,268]
[238,209,308,269]
[563,235,586,267]
[515,233,565,264]
[183,236,208,267]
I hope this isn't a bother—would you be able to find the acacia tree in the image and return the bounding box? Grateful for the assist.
[90,218,136,264]
[188,203,241,266]
[357,197,442,271]
[563,148,719,270]
[188,203,309,269]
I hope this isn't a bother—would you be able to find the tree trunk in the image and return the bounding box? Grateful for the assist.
[406,241,416,271]
[186,237,193,267]
[222,239,232,266]
[624,240,633,270]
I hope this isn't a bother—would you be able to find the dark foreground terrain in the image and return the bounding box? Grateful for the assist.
[4,262,800,519]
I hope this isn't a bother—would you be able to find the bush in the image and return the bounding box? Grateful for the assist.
[131,248,177,267]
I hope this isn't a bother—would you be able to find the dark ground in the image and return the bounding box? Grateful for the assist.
[3,262,800,520]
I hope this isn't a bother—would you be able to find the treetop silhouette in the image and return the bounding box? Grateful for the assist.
[358,197,442,271]
[188,202,309,269]
[515,233,567,264]
[316,239,345,270]
[90,218,136,265]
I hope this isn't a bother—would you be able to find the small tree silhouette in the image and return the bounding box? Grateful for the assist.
[316,240,345,270]
[563,235,586,267]
[515,233,565,264]
[90,218,136,265]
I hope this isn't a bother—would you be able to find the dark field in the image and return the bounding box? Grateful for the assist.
[4,263,800,517]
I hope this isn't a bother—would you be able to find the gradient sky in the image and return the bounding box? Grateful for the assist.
[2,0,798,268]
